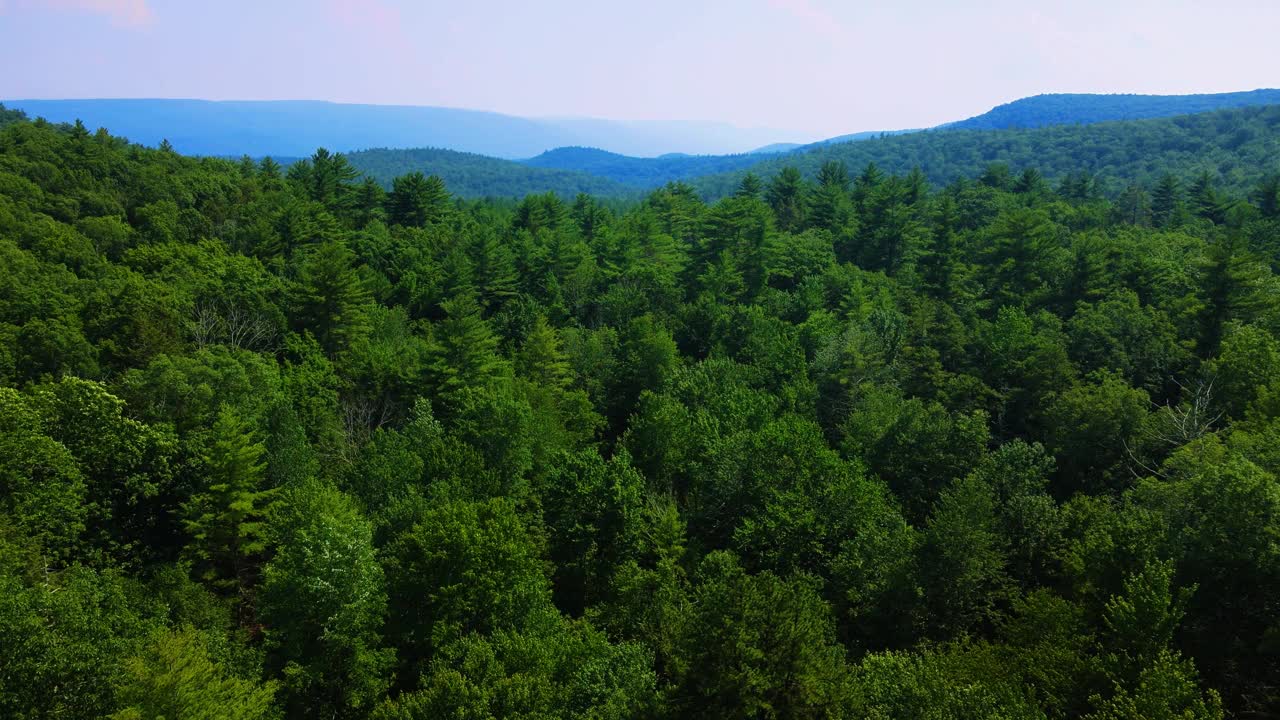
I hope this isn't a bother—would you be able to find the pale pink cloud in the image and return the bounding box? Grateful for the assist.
[6,0,154,27]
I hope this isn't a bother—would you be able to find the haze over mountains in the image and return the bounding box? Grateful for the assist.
[7,89,1280,200]
[0,99,801,159]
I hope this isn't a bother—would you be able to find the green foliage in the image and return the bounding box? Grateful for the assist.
[260,482,393,717]
[698,105,1280,200]
[375,614,657,720]
[1,111,1275,718]
[0,387,87,564]
[110,627,277,720]
[290,240,373,356]
[385,497,552,678]
[0,566,161,719]
[668,552,854,719]
[348,146,631,199]
[182,406,277,592]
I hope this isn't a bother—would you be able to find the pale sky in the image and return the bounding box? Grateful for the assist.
[2,0,1278,138]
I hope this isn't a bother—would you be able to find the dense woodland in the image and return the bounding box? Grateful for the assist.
[2,106,1280,719]
[346,147,632,200]
[520,147,764,188]
[698,105,1280,200]
[330,105,1280,201]
[944,89,1280,131]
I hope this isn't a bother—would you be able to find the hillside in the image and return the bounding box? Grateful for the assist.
[949,88,1280,130]
[520,146,766,187]
[696,104,1280,198]
[1,98,797,158]
[345,147,630,198]
[0,104,25,129]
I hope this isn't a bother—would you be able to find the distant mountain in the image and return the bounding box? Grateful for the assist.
[693,104,1280,199]
[947,89,1280,130]
[805,129,919,147]
[749,142,804,154]
[1,99,799,159]
[345,147,630,199]
[520,146,764,188]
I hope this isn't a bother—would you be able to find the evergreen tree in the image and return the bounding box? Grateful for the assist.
[291,241,372,356]
[734,172,763,199]
[1197,230,1274,354]
[353,177,386,228]
[111,628,277,720]
[1253,173,1280,219]
[1189,172,1229,224]
[765,167,808,232]
[517,315,571,389]
[809,160,855,234]
[426,293,505,409]
[1151,173,1187,228]
[386,172,452,227]
[182,406,277,594]
[469,227,519,312]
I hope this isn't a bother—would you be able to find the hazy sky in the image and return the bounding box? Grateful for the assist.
[2,0,1278,139]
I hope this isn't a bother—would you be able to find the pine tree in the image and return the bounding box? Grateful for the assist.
[305,148,359,210]
[111,627,277,720]
[765,167,808,232]
[1189,172,1229,224]
[469,228,519,311]
[514,192,569,235]
[1116,184,1152,226]
[1013,167,1046,196]
[816,160,851,191]
[291,241,372,356]
[809,161,854,234]
[183,406,277,594]
[386,172,451,228]
[259,156,281,180]
[734,172,763,199]
[570,193,610,240]
[427,293,504,409]
[851,163,889,219]
[353,177,386,228]
[1253,173,1280,219]
[1151,174,1186,228]
[1198,229,1274,354]
[517,315,571,389]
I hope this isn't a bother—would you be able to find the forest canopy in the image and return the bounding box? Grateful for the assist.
[1,105,1280,719]
[317,104,1280,200]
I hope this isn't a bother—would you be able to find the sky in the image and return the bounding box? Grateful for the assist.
[2,0,1279,139]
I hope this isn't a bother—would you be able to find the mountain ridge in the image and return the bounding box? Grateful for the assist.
[0,98,799,159]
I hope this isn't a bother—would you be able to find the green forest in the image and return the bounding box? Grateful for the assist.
[519,147,765,188]
[345,147,633,200]
[697,105,1280,200]
[2,105,1280,719]
[324,104,1280,201]
[942,89,1280,130]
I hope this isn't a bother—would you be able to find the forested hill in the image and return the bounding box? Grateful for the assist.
[344,146,631,198]
[697,104,1280,199]
[0,104,26,129]
[4,101,1280,719]
[949,88,1280,130]
[1,98,793,158]
[520,146,765,187]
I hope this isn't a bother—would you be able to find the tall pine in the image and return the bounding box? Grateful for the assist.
[183,406,277,594]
